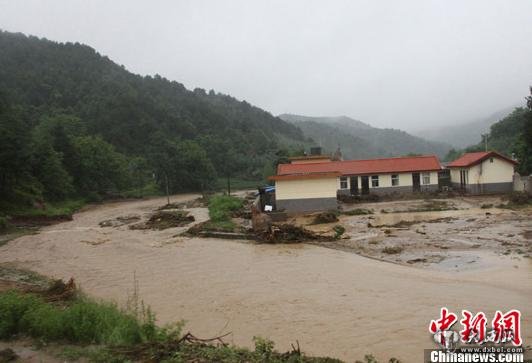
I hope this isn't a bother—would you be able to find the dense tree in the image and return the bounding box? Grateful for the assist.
[31,139,73,200]
[0,93,38,204]
[0,30,309,209]
[73,136,130,197]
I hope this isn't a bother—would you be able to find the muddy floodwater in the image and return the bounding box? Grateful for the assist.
[0,195,531,362]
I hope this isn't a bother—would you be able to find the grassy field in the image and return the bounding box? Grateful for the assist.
[205,195,245,232]
[0,199,86,219]
[0,288,346,363]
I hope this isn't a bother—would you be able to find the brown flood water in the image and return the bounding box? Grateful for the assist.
[0,195,530,362]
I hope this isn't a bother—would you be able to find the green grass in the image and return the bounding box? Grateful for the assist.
[121,182,163,199]
[0,289,402,362]
[0,291,168,346]
[206,195,244,231]
[0,199,86,218]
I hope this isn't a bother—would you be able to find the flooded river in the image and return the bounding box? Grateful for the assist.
[0,195,530,362]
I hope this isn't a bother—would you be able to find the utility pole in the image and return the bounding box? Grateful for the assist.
[164,171,170,205]
[482,134,488,152]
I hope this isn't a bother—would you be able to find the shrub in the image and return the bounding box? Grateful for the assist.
[208,195,243,222]
[0,291,154,346]
[480,204,493,209]
[0,291,42,338]
[507,192,531,205]
[206,195,244,231]
[382,246,404,254]
[0,215,10,231]
[333,225,346,238]
[343,208,373,216]
[312,211,339,224]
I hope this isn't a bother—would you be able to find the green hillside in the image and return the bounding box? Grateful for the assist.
[279,114,452,159]
[0,31,308,209]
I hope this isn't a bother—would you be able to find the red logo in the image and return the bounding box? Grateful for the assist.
[430,308,522,348]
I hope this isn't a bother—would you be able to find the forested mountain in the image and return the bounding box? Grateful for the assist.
[444,101,532,175]
[279,114,451,159]
[0,31,308,207]
[414,105,518,148]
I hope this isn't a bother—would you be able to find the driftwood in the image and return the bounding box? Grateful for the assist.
[111,331,232,362]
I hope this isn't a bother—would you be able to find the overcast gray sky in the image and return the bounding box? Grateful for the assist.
[1,0,531,130]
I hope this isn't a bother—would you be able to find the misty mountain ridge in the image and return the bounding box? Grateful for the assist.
[279,114,373,130]
[413,105,519,148]
[278,114,452,160]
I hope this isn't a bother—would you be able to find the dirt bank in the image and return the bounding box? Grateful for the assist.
[0,194,530,362]
[300,196,532,271]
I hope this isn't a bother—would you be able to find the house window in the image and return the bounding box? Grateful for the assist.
[371,175,379,187]
[422,172,431,185]
[490,158,494,163]
[391,174,399,186]
[340,176,348,189]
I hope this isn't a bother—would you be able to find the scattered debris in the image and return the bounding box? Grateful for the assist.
[130,211,195,230]
[343,208,373,216]
[43,278,77,303]
[407,258,427,264]
[99,215,140,227]
[157,196,209,210]
[80,239,109,246]
[382,246,404,254]
[0,348,18,362]
[111,331,233,362]
[371,217,458,228]
[311,211,339,224]
[257,224,334,243]
[185,220,246,236]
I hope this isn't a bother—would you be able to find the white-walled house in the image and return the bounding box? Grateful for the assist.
[269,155,442,212]
[447,151,517,194]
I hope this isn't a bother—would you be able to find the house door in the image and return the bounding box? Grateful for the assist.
[459,169,468,190]
[350,176,358,195]
[412,173,421,192]
[361,176,369,195]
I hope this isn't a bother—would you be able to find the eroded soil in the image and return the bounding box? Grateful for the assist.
[301,196,532,272]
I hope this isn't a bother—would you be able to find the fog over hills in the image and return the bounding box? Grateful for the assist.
[279,114,452,159]
[413,105,519,148]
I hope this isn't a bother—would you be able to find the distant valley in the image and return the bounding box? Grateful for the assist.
[413,105,518,148]
[279,114,452,159]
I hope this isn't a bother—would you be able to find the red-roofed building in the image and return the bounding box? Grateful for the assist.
[447,151,517,194]
[269,155,442,212]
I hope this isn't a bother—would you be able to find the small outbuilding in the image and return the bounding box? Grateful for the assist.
[269,154,442,212]
[447,151,518,194]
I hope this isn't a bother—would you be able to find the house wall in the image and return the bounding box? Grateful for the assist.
[275,177,338,212]
[514,174,532,193]
[449,157,514,194]
[337,171,439,195]
[450,168,461,184]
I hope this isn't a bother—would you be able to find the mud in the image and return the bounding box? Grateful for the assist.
[326,196,532,271]
[130,210,195,230]
[0,194,530,362]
